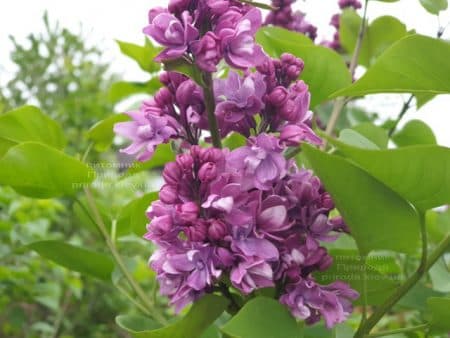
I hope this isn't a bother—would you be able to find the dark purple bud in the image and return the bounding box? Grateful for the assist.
[200,147,224,163]
[160,184,178,204]
[154,87,173,106]
[163,162,182,184]
[176,201,199,222]
[267,86,289,106]
[330,13,340,29]
[176,153,194,171]
[339,0,362,9]
[214,247,234,267]
[321,192,335,210]
[185,221,208,241]
[198,162,217,182]
[208,219,228,241]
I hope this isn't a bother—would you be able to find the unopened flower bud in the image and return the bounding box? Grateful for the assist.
[208,219,228,241]
[160,184,178,204]
[198,162,217,182]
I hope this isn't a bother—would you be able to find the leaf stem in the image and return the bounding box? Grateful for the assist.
[325,0,369,139]
[83,186,167,325]
[365,323,428,337]
[201,72,222,149]
[354,213,446,338]
[388,95,414,137]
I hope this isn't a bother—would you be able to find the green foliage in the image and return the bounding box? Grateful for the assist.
[324,140,450,210]
[220,297,301,338]
[1,13,115,153]
[28,240,115,281]
[256,27,352,107]
[332,35,450,97]
[117,295,228,337]
[315,249,401,306]
[340,11,408,67]
[419,0,448,14]
[302,144,421,255]
[108,78,161,103]
[0,105,66,156]
[87,113,129,151]
[116,39,162,73]
[426,297,450,333]
[117,191,159,236]
[0,142,94,198]
[392,119,437,146]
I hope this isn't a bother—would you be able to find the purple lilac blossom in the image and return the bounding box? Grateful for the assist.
[114,107,179,161]
[115,0,359,327]
[143,144,358,327]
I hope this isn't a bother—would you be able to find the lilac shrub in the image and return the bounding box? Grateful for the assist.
[114,0,358,328]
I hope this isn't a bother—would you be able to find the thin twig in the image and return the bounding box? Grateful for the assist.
[83,186,167,325]
[325,0,369,140]
[354,214,447,338]
[388,95,414,137]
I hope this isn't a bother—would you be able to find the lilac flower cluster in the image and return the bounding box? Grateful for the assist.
[115,51,320,159]
[264,0,317,41]
[114,0,359,328]
[143,0,266,71]
[146,139,357,327]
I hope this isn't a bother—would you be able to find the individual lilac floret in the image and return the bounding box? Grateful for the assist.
[227,133,287,190]
[150,246,222,312]
[280,278,359,328]
[218,8,267,69]
[143,10,198,61]
[191,32,222,72]
[214,71,266,136]
[339,0,362,9]
[114,108,178,162]
[231,257,275,294]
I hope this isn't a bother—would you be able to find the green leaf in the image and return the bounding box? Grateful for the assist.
[340,12,407,67]
[352,123,388,149]
[108,78,161,103]
[392,119,437,147]
[415,92,436,108]
[398,284,445,311]
[127,143,176,175]
[28,240,114,281]
[87,113,129,151]
[315,249,400,306]
[419,0,448,14]
[324,140,450,210]
[116,315,160,333]
[221,297,301,338]
[256,27,351,107]
[332,35,450,97]
[338,129,379,150]
[116,294,228,338]
[163,59,204,86]
[302,144,421,255]
[223,133,247,150]
[0,142,95,198]
[0,105,66,157]
[117,192,159,237]
[426,297,450,333]
[116,39,161,73]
